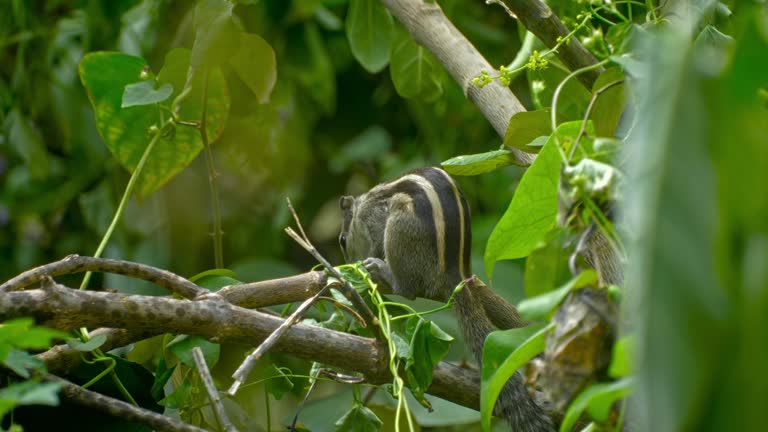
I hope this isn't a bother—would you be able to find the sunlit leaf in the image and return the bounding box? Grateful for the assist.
[518,270,598,321]
[559,378,634,432]
[121,80,173,107]
[589,67,625,137]
[191,0,239,67]
[229,32,277,104]
[504,109,553,153]
[441,149,518,176]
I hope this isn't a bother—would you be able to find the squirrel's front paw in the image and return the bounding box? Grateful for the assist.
[363,258,395,292]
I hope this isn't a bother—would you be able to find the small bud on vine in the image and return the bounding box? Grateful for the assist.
[139,66,152,81]
[526,51,549,71]
[499,65,512,86]
[471,70,493,88]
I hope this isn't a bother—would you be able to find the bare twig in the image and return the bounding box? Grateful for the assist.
[0,254,205,299]
[227,280,335,396]
[192,347,236,432]
[284,199,381,336]
[48,375,205,432]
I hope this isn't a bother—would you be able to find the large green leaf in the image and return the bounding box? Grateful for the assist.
[559,378,634,432]
[191,0,238,67]
[480,323,550,431]
[79,50,229,198]
[503,108,553,153]
[485,122,586,279]
[229,32,277,104]
[389,26,442,101]
[517,269,598,321]
[345,0,393,73]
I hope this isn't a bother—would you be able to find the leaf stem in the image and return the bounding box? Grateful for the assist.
[200,69,225,268]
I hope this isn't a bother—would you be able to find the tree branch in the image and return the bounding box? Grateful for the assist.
[380,0,535,165]
[0,254,205,299]
[3,280,483,410]
[48,375,205,432]
[499,0,604,88]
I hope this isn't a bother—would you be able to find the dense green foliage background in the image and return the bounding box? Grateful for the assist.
[2,0,767,431]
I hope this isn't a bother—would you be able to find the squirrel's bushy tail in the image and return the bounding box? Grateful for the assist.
[455,278,555,432]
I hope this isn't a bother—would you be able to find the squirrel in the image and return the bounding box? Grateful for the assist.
[339,167,555,431]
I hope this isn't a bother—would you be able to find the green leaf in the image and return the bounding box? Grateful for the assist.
[403,317,453,401]
[559,378,634,432]
[264,362,294,400]
[65,335,108,352]
[189,268,241,291]
[589,67,625,137]
[229,32,277,104]
[285,24,336,114]
[608,335,635,378]
[518,270,598,321]
[159,379,192,409]
[441,149,518,176]
[333,404,383,432]
[389,26,442,101]
[3,108,50,180]
[524,228,571,298]
[151,355,175,402]
[480,323,550,431]
[345,0,393,73]
[0,380,61,415]
[167,335,220,368]
[503,108,553,153]
[121,80,173,108]
[485,122,587,279]
[79,50,230,198]
[0,318,68,349]
[191,0,239,67]
[3,349,45,378]
[329,125,391,173]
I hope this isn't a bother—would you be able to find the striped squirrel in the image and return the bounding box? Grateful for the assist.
[339,167,554,431]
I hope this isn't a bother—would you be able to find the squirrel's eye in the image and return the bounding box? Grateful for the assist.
[339,233,347,249]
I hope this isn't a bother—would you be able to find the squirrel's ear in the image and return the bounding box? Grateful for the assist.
[339,196,354,210]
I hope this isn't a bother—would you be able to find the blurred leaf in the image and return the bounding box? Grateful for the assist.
[524,228,571,298]
[485,122,586,279]
[118,0,161,56]
[528,61,590,120]
[503,109,552,153]
[0,318,68,349]
[3,108,50,180]
[156,48,230,144]
[625,26,724,432]
[608,335,635,378]
[441,149,518,176]
[191,0,239,67]
[0,380,61,419]
[590,67,625,137]
[480,323,549,431]
[121,80,173,108]
[518,270,598,321]
[167,335,220,368]
[285,24,336,114]
[559,378,634,432]
[389,25,442,101]
[334,404,382,432]
[345,0,393,73]
[79,51,229,198]
[3,349,45,378]
[229,32,277,104]
[159,380,192,409]
[329,125,391,173]
[65,335,108,352]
